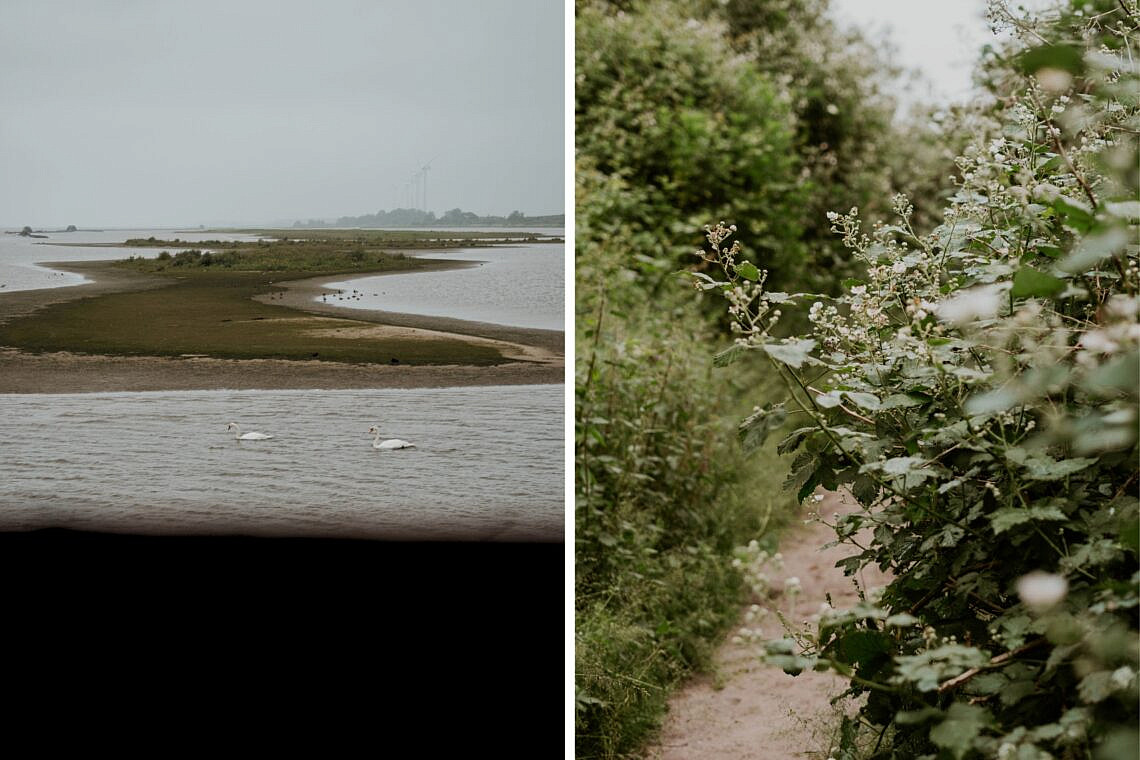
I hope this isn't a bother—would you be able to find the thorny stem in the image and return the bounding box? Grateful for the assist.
[937,638,1048,693]
[1030,90,1099,211]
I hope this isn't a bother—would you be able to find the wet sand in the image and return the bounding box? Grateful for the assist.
[0,259,564,393]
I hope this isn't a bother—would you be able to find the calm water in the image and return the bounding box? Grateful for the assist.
[0,229,262,292]
[322,242,564,330]
[0,386,563,541]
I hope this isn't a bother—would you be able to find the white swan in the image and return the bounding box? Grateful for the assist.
[368,425,415,450]
[227,422,274,440]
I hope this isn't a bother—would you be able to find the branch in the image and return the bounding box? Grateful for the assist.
[937,638,1048,694]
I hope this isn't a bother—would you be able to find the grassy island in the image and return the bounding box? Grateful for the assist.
[0,231,542,366]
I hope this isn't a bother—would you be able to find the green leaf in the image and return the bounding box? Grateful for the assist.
[1018,43,1085,75]
[851,474,878,506]
[763,338,818,368]
[862,456,933,484]
[735,261,760,281]
[964,387,1021,415]
[1026,457,1097,481]
[1060,538,1122,572]
[1010,267,1065,299]
[1059,227,1129,274]
[880,394,924,410]
[1053,196,1095,233]
[738,404,788,453]
[796,463,828,503]
[1006,449,1097,481]
[713,344,747,368]
[965,672,1007,696]
[833,631,892,668]
[929,703,992,760]
[999,680,1038,707]
[843,392,881,411]
[989,505,1069,534]
[777,427,815,455]
[815,391,843,408]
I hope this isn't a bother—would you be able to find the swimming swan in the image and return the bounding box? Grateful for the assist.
[227,422,274,440]
[368,425,415,450]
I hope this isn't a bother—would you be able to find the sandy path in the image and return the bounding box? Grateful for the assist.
[646,491,889,760]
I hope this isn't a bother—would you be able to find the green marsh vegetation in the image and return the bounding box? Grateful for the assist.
[0,231,518,365]
[693,1,1139,758]
[574,0,955,756]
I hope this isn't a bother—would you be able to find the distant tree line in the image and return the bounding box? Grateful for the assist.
[292,208,564,228]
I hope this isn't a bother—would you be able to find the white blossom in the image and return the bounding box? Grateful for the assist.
[933,284,1007,326]
[1017,571,1068,611]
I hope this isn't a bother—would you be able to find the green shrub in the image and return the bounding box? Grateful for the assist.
[696,3,1139,756]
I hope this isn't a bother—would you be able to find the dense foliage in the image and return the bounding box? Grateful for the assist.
[697,2,1139,757]
[574,1,938,756]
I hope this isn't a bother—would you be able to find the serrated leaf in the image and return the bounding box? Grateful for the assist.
[763,338,818,368]
[1007,449,1097,481]
[851,474,878,506]
[713,344,747,368]
[989,506,1069,534]
[777,427,815,455]
[738,404,788,453]
[1010,267,1066,299]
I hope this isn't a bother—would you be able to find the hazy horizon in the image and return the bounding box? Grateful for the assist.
[0,0,565,229]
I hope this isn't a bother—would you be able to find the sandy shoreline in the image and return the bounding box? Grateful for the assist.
[0,259,564,393]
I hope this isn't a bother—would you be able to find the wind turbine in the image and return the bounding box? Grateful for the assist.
[419,154,440,213]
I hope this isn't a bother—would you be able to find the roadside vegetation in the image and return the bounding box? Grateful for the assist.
[694,1,1138,758]
[574,0,955,756]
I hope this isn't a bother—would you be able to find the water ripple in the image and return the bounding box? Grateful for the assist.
[0,385,563,540]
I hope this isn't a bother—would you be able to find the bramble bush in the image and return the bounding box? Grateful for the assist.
[695,1,1139,757]
[575,2,958,757]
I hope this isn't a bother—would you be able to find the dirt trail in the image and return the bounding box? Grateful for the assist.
[646,491,889,760]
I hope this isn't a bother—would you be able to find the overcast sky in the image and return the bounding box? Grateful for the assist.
[0,0,565,228]
[829,0,1058,110]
